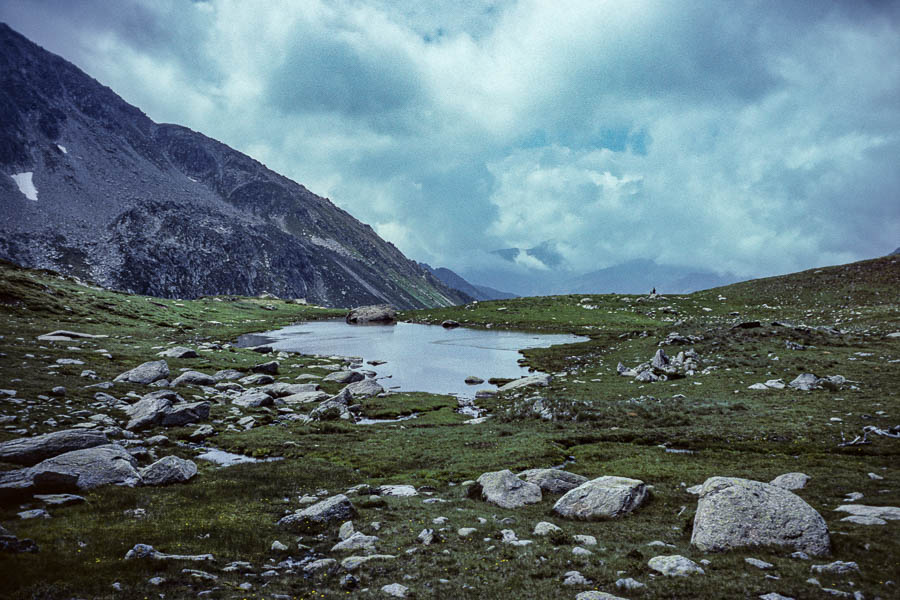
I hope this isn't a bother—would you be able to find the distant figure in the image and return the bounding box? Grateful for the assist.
[651,287,656,295]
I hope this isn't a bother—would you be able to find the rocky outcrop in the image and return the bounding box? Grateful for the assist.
[553,476,649,520]
[690,477,830,556]
[0,429,108,466]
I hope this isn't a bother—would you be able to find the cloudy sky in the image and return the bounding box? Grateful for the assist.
[3,0,899,286]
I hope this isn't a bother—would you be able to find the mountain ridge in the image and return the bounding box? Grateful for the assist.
[0,23,469,309]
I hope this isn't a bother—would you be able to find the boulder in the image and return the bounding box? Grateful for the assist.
[123,395,173,431]
[553,476,649,520]
[310,389,353,421]
[690,477,830,556]
[0,429,108,466]
[323,371,365,384]
[114,360,170,385]
[533,521,562,536]
[788,373,820,391]
[171,371,217,387]
[345,379,384,398]
[160,402,210,427]
[441,320,460,328]
[157,347,199,359]
[346,305,397,325]
[475,470,542,509]
[279,494,356,528]
[648,555,705,576]
[259,382,320,397]
[770,472,810,490]
[282,391,329,404]
[518,468,589,494]
[331,531,378,553]
[232,390,274,409]
[498,374,552,392]
[31,444,142,490]
[140,456,198,486]
[251,361,279,375]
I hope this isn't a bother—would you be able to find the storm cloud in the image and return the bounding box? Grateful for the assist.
[3,0,898,287]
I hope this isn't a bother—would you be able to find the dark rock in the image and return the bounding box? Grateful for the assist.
[0,429,109,466]
[114,361,170,385]
[441,320,461,328]
[346,305,397,324]
[251,361,279,375]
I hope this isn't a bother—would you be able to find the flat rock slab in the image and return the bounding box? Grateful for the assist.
[476,469,542,509]
[125,543,213,561]
[498,374,551,392]
[575,592,629,600]
[171,371,217,386]
[157,346,199,359]
[31,444,141,490]
[691,477,830,556]
[0,429,108,466]
[519,468,588,494]
[279,494,356,528]
[834,504,900,521]
[553,476,649,520]
[37,330,108,342]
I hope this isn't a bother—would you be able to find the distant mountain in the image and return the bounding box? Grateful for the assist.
[0,24,468,309]
[891,247,900,256]
[566,259,739,295]
[420,263,516,301]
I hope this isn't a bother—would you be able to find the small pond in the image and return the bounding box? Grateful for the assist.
[238,320,585,398]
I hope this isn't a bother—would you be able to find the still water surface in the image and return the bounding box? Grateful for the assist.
[239,320,585,398]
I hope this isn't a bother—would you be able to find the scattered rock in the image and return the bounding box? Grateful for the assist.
[124,543,213,561]
[810,561,859,575]
[251,361,279,375]
[34,493,85,506]
[157,346,199,359]
[441,320,460,328]
[31,444,142,490]
[691,477,831,556]
[139,456,198,486]
[615,577,645,590]
[563,570,591,585]
[533,521,562,536]
[746,557,774,569]
[279,494,355,528]
[303,558,336,574]
[834,504,900,521]
[114,360,170,385]
[575,591,629,600]
[332,531,379,553]
[380,583,408,598]
[498,374,552,392]
[465,376,484,384]
[170,371,216,387]
[0,429,108,466]
[345,378,384,398]
[340,554,396,571]
[519,468,588,494]
[378,484,418,497]
[770,473,810,490]
[648,554,705,576]
[270,540,288,551]
[324,371,365,384]
[475,470,542,509]
[553,476,649,520]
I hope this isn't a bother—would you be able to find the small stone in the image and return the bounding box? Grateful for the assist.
[339,521,355,540]
[381,583,408,598]
[746,557,774,569]
[648,555,705,577]
[572,546,592,556]
[458,527,477,537]
[18,509,50,520]
[573,534,597,546]
[563,570,590,585]
[615,577,645,590]
[868,472,884,480]
[270,540,288,552]
[533,521,562,536]
[770,473,810,490]
[810,561,859,575]
[50,386,66,397]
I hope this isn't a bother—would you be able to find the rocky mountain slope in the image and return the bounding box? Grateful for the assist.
[0,24,469,309]
[420,263,517,301]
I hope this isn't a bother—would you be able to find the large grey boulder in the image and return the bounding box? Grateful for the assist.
[232,390,273,408]
[0,429,108,466]
[323,371,365,384]
[279,494,356,528]
[519,468,588,494]
[345,379,384,398]
[282,391,329,405]
[140,456,198,486]
[498,374,551,393]
[114,360,170,385]
[553,476,649,519]
[31,444,142,490]
[690,477,830,556]
[475,470,542,509]
[124,395,174,431]
[171,371,217,387]
[346,305,397,324]
[259,382,320,398]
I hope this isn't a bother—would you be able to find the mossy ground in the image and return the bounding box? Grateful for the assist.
[1,257,899,599]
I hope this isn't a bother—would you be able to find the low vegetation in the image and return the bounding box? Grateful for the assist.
[1,256,898,599]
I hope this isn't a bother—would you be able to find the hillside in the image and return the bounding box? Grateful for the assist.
[0,255,897,599]
[0,24,468,309]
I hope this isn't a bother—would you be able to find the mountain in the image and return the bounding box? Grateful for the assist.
[0,24,469,309]
[891,247,900,256]
[419,263,517,301]
[566,259,739,295]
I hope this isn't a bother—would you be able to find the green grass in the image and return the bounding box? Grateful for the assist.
[1,256,899,599]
